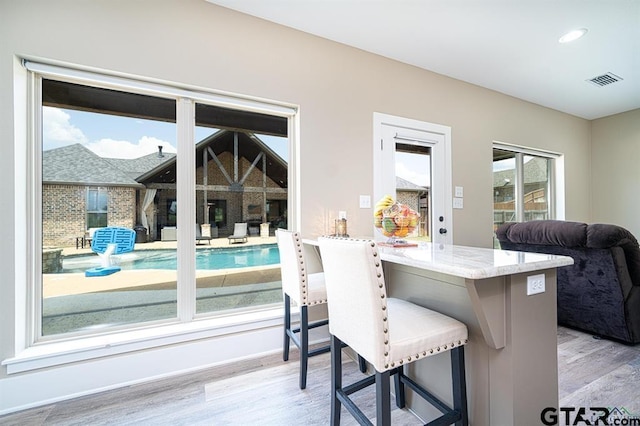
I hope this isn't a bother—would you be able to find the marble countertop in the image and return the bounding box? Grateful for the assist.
[378,242,574,279]
[304,238,574,280]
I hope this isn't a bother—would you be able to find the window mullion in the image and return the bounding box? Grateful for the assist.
[547,158,555,220]
[176,98,196,321]
[30,72,43,345]
[515,153,525,222]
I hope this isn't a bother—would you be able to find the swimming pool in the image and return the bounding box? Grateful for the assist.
[61,244,280,273]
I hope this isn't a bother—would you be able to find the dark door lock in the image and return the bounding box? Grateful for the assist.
[439,228,447,234]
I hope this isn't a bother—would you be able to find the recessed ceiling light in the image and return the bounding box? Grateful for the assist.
[559,28,588,43]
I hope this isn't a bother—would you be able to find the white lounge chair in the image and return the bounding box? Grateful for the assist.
[196,223,212,245]
[227,223,248,244]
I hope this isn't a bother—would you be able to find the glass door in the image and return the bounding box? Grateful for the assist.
[374,113,452,244]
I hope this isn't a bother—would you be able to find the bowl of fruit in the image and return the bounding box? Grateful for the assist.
[373,195,420,246]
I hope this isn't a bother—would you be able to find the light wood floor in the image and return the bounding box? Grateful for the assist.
[2,326,639,425]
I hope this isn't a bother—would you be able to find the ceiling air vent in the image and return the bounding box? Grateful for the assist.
[587,72,623,87]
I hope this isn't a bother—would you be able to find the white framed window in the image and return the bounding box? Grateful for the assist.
[86,188,108,229]
[492,142,565,245]
[17,60,298,358]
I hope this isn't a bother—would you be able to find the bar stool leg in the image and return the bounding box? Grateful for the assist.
[393,367,406,408]
[358,355,367,373]
[375,370,391,426]
[452,346,468,426]
[283,294,291,362]
[330,335,342,426]
[299,305,309,389]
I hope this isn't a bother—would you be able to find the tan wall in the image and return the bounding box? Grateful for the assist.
[591,109,640,237]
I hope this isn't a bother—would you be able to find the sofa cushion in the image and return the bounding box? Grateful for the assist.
[498,220,587,248]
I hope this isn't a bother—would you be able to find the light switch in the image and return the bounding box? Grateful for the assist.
[453,197,464,209]
[455,186,464,197]
[359,195,371,208]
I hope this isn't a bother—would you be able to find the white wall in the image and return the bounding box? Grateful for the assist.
[0,0,594,413]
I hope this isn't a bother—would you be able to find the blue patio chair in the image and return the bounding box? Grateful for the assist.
[85,227,136,277]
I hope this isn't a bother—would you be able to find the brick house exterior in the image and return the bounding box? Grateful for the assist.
[396,176,430,238]
[142,131,287,241]
[43,130,288,247]
[43,184,135,247]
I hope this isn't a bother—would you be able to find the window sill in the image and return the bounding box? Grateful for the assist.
[2,307,284,374]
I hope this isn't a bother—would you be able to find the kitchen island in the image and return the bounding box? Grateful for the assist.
[305,239,574,425]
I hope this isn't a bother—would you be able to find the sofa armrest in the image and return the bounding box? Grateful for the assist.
[611,246,635,300]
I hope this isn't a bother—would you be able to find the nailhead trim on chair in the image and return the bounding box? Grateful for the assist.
[369,239,471,370]
[384,339,470,370]
[367,240,393,369]
[294,233,327,306]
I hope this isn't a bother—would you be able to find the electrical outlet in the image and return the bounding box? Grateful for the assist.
[527,274,545,295]
[359,195,371,208]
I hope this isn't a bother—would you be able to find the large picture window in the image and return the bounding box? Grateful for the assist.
[29,62,293,343]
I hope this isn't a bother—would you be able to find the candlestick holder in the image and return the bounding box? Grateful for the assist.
[335,218,349,237]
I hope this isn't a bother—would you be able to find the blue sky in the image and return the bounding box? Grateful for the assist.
[396,151,430,187]
[42,107,289,160]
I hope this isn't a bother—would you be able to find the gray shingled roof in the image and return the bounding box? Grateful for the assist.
[43,144,145,187]
[492,156,547,188]
[396,176,427,191]
[106,151,176,181]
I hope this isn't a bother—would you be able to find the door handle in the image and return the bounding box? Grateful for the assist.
[439,228,447,234]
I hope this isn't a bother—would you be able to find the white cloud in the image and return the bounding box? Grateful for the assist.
[43,107,88,149]
[86,136,177,159]
[396,161,430,187]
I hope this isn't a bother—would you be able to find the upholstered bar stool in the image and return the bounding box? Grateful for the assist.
[277,230,366,389]
[318,237,469,426]
[276,229,331,389]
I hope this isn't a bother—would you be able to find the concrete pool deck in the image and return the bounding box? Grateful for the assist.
[60,235,278,256]
[46,236,281,298]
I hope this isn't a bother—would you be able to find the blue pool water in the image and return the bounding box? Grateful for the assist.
[61,244,280,273]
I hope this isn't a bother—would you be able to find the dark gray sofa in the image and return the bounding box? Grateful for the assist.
[496,220,640,344]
